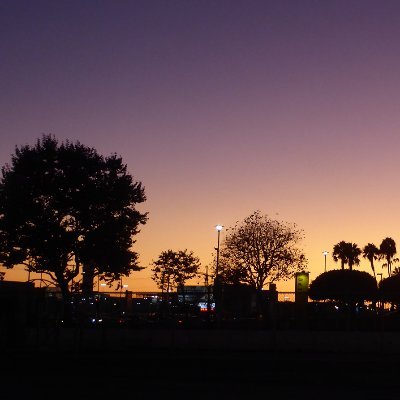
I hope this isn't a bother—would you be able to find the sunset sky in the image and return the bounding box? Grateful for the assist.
[2,0,400,292]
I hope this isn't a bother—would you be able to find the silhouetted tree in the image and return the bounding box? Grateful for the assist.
[332,241,361,270]
[77,152,148,293]
[379,272,400,305]
[217,210,307,290]
[308,270,378,305]
[379,237,397,277]
[0,135,147,319]
[151,249,201,292]
[332,241,349,270]
[347,243,362,271]
[362,243,380,279]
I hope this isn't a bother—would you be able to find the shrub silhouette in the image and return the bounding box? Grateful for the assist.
[379,274,400,303]
[309,270,377,303]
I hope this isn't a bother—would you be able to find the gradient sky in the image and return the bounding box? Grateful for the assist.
[2,0,400,292]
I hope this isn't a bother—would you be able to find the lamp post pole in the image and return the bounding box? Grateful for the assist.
[215,225,223,282]
[323,251,329,273]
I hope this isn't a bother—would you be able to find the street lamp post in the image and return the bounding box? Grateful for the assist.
[215,225,223,282]
[323,251,329,273]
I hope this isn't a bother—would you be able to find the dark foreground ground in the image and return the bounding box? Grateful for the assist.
[1,327,400,400]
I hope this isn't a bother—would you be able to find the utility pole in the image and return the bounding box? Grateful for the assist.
[205,265,211,321]
[214,225,223,322]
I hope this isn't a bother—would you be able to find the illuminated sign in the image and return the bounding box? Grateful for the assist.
[295,272,309,293]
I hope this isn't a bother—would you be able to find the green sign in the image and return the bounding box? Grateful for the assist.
[295,272,309,293]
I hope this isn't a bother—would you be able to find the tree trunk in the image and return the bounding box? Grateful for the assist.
[255,288,264,320]
[58,276,73,325]
[82,263,94,295]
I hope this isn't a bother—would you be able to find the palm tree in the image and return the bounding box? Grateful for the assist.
[347,242,362,271]
[379,237,397,277]
[362,243,379,278]
[332,241,349,270]
[333,241,361,271]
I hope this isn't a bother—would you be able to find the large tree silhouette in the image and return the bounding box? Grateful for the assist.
[217,210,307,290]
[0,135,147,319]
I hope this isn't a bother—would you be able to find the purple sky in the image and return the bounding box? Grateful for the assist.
[2,0,400,291]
